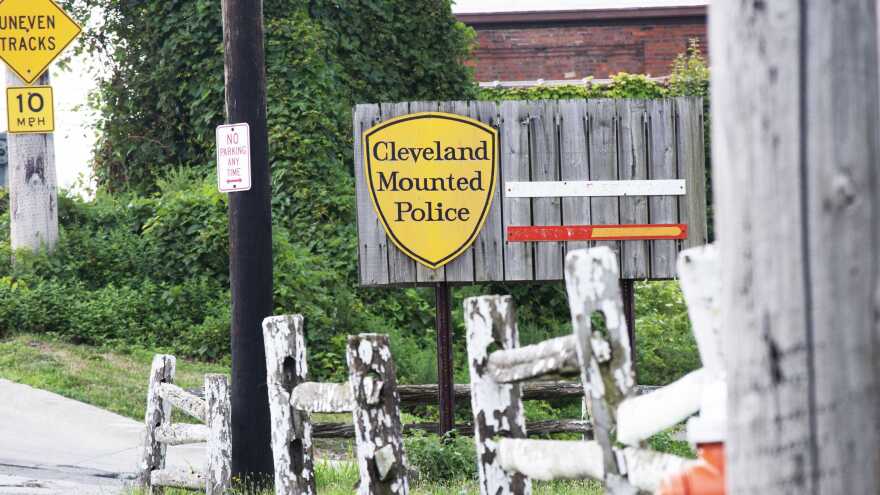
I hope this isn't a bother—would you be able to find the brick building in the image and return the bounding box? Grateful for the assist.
[456,4,707,83]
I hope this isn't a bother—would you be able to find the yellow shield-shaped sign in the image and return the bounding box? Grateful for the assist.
[364,112,498,270]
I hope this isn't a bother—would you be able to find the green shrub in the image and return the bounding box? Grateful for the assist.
[405,431,477,482]
[635,281,701,385]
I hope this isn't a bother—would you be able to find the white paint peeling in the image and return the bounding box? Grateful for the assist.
[498,439,605,481]
[262,315,316,495]
[488,334,580,383]
[348,334,409,495]
[290,382,354,413]
[464,296,533,495]
[157,383,206,423]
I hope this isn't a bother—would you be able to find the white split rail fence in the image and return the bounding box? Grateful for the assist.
[263,316,409,495]
[138,355,232,494]
[464,245,722,494]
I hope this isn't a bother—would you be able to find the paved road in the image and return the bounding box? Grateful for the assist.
[0,379,205,494]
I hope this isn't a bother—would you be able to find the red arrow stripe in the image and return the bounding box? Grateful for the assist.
[507,224,688,242]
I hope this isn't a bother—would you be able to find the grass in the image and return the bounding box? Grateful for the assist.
[0,333,680,494]
[0,333,228,420]
[125,460,603,494]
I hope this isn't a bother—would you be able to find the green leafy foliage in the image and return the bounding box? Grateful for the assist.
[405,431,477,482]
[634,281,701,386]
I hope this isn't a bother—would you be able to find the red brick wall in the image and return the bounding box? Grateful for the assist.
[461,15,707,81]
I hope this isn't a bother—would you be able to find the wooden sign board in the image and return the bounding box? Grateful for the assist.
[354,97,707,286]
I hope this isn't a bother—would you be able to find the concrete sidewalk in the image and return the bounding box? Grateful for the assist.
[0,379,205,494]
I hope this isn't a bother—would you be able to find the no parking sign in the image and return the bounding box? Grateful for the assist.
[216,123,252,193]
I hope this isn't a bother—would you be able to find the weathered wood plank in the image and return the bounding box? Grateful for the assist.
[157,383,206,423]
[528,101,564,280]
[674,97,707,249]
[464,296,532,495]
[204,374,232,495]
[471,101,504,282]
[154,424,209,446]
[354,104,389,286]
[382,102,419,285]
[347,334,409,494]
[441,100,476,283]
[587,99,621,266]
[311,419,592,438]
[500,101,534,281]
[487,334,579,383]
[617,99,650,279]
[646,99,677,279]
[713,1,880,493]
[677,244,723,372]
[558,99,591,253]
[354,98,705,285]
[397,381,588,404]
[291,381,595,412]
[506,179,684,198]
[138,355,176,494]
[291,382,354,413]
[151,467,206,490]
[711,2,814,493]
[403,101,447,284]
[498,439,604,481]
[262,315,315,495]
[564,247,635,488]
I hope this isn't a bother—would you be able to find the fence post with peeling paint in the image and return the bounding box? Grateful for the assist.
[138,355,232,494]
[347,334,409,495]
[564,246,636,489]
[205,374,232,495]
[139,354,176,493]
[463,295,531,495]
[262,315,315,495]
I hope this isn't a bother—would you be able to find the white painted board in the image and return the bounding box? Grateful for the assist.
[505,180,685,198]
[216,123,251,193]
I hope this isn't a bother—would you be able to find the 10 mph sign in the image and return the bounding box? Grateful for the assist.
[216,123,252,193]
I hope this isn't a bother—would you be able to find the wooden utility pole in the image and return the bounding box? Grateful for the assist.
[220,0,274,479]
[712,1,880,493]
[6,69,57,254]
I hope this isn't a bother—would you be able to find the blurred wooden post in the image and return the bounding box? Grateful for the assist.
[712,1,880,493]
[5,69,57,254]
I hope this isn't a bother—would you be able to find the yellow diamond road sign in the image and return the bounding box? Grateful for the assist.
[0,0,82,84]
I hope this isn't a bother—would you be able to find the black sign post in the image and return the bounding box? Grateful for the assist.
[435,282,455,435]
[221,0,274,479]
